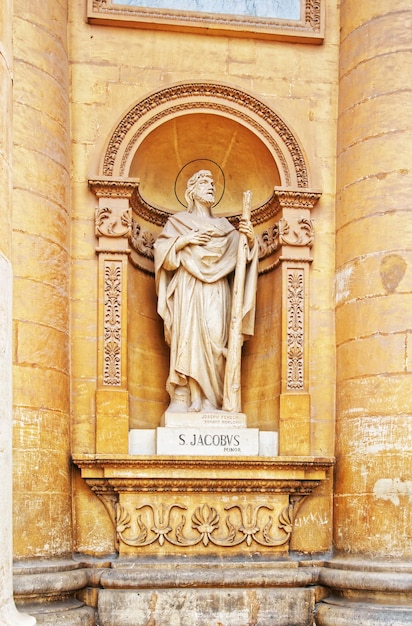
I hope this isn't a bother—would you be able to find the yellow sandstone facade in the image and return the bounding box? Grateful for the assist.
[0,0,411,624]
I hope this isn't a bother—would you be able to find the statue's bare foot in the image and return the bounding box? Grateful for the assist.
[188,399,202,412]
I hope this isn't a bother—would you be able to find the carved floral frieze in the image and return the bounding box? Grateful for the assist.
[94,212,315,270]
[126,214,315,272]
[258,217,314,259]
[115,498,305,549]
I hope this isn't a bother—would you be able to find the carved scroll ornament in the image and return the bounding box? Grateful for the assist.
[95,206,132,238]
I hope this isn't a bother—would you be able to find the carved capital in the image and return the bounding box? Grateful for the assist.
[89,177,140,198]
[90,178,139,243]
[273,188,321,211]
[257,214,315,260]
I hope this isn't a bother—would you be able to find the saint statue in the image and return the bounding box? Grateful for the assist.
[154,169,258,413]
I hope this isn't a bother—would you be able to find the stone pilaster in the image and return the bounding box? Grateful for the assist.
[317,1,412,622]
[271,188,320,455]
[89,178,140,454]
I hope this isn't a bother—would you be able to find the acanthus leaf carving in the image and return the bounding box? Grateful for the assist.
[103,261,122,386]
[129,214,315,274]
[287,269,305,390]
[279,216,314,247]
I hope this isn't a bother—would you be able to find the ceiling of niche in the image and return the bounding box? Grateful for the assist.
[128,113,281,216]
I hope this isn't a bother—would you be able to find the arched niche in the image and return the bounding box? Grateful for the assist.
[129,112,281,216]
[89,82,321,455]
[98,82,310,190]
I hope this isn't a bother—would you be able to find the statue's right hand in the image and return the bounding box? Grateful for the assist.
[189,229,213,245]
[177,229,212,250]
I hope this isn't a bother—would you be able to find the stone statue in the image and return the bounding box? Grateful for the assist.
[154,169,258,413]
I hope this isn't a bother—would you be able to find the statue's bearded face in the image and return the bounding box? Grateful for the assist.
[193,175,215,206]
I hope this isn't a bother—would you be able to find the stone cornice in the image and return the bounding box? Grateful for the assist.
[87,0,324,44]
[73,454,333,494]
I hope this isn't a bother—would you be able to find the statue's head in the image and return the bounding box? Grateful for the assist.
[185,170,215,212]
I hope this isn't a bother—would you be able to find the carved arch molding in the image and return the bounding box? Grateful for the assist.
[101,82,308,187]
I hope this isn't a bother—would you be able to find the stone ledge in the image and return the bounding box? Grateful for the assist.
[319,557,412,593]
[100,559,321,589]
[73,454,333,477]
[13,556,412,626]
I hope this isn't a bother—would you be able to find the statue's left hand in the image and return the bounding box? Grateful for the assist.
[239,218,255,247]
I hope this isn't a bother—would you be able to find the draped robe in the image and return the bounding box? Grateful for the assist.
[154,209,258,410]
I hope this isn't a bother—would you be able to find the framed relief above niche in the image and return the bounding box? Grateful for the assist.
[87,0,324,43]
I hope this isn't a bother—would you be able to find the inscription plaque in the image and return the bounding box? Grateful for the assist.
[157,427,259,456]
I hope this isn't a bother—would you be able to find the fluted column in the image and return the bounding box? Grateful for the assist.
[317,1,412,623]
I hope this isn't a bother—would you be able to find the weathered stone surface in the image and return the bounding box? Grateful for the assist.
[102,559,319,589]
[316,557,412,625]
[98,587,314,626]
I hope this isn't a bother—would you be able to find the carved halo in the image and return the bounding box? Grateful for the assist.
[174,159,226,208]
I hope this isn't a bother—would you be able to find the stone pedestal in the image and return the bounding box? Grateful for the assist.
[128,429,278,456]
[162,410,247,428]
[74,455,332,561]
